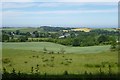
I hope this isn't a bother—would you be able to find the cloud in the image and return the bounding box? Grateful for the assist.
[1,0,119,2]
[2,3,36,9]
[37,3,62,7]
[84,2,118,6]
[3,9,117,17]
[55,0,119,2]
[1,0,33,2]
[1,3,70,9]
[2,2,117,10]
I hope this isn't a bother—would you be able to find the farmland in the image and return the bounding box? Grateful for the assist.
[2,42,118,74]
[1,27,119,79]
[2,42,110,54]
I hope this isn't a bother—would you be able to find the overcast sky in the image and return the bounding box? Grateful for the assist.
[1,1,118,28]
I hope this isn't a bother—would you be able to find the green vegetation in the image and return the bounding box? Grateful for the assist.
[3,42,110,53]
[2,42,118,74]
[2,27,44,33]
[1,27,119,79]
[2,27,119,47]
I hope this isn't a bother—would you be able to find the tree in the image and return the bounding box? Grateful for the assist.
[33,31,39,38]
[2,34,9,42]
[70,32,76,38]
[97,35,109,43]
[72,38,80,46]
[26,32,31,37]
[18,36,28,42]
[16,30,20,35]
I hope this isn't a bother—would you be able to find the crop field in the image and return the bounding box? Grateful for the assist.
[2,42,118,74]
[71,28,91,32]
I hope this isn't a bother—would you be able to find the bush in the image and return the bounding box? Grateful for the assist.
[84,64,94,68]
[2,58,11,64]
[24,61,28,64]
[8,63,12,67]
[94,64,101,68]
[63,71,68,75]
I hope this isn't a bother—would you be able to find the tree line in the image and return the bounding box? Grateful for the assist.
[2,28,119,47]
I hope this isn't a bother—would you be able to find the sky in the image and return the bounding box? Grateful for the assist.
[1,1,118,28]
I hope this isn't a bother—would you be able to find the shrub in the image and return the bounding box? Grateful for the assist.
[69,58,72,60]
[32,55,35,58]
[47,51,53,54]
[51,56,54,58]
[31,67,33,73]
[43,59,48,62]
[61,62,64,64]
[3,67,7,74]
[41,57,44,59]
[64,63,69,66]
[12,68,16,74]
[36,56,39,58]
[94,64,101,68]
[8,63,12,67]
[84,64,94,68]
[24,61,28,64]
[67,61,72,63]
[43,64,46,67]
[63,70,68,75]
[2,58,11,64]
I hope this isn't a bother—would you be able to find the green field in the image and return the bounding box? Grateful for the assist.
[1,27,44,33]
[2,42,118,74]
[3,42,110,54]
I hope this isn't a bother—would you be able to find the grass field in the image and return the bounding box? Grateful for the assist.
[1,27,44,33]
[2,42,110,54]
[93,28,117,31]
[2,42,118,74]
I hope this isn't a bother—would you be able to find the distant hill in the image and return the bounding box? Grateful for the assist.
[1,27,118,33]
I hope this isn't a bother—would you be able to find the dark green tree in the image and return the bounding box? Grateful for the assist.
[97,35,109,43]
[26,32,31,37]
[72,38,80,46]
[2,34,9,42]
[33,31,39,38]
[18,36,28,42]
[16,30,20,35]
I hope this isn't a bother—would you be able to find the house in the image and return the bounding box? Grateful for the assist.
[59,33,70,38]
[59,35,65,38]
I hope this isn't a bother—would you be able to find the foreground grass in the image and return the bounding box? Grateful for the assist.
[2,72,119,80]
[2,48,118,74]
